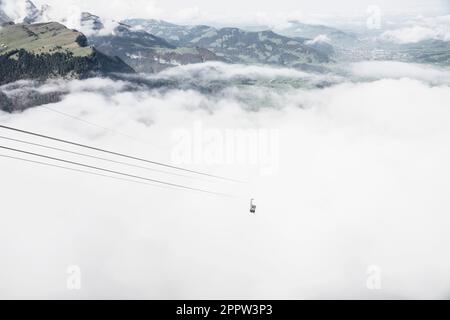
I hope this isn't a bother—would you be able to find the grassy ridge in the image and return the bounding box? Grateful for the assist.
[0,22,93,57]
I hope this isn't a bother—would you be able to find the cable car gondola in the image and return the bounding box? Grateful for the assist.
[250,199,256,214]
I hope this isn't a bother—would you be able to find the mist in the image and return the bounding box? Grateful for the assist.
[3,0,446,27]
[1,61,450,299]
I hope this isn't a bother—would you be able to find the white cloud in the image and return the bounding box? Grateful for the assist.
[381,15,450,43]
[37,0,449,20]
[154,62,312,80]
[2,62,450,298]
[305,34,331,45]
[349,61,450,85]
[382,26,450,43]
[0,0,438,28]
[1,0,34,23]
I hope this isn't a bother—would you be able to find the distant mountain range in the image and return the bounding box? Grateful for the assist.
[124,19,332,68]
[273,21,358,47]
[83,14,222,73]
[2,0,450,113]
[0,1,343,111]
[405,40,450,65]
[2,0,337,79]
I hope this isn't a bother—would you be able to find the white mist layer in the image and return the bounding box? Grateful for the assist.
[1,62,450,299]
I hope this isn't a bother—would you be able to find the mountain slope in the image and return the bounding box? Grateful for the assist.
[187,28,330,65]
[405,40,450,65]
[0,7,11,24]
[124,19,331,68]
[0,0,45,24]
[371,38,450,65]
[0,22,134,86]
[275,21,358,47]
[85,17,222,73]
[125,19,213,45]
[80,12,104,31]
[22,0,42,23]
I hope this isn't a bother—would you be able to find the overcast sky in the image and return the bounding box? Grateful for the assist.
[31,0,450,24]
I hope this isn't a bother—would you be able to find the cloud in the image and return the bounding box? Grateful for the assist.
[32,0,449,23]
[381,26,450,43]
[381,15,450,43]
[0,0,436,29]
[349,61,450,85]
[0,0,34,23]
[305,34,331,45]
[2,0,447,34]
[1,62,450,298]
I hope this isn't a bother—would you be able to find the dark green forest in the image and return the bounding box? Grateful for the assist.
[0,49,95,85]
[0,49,134,86]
